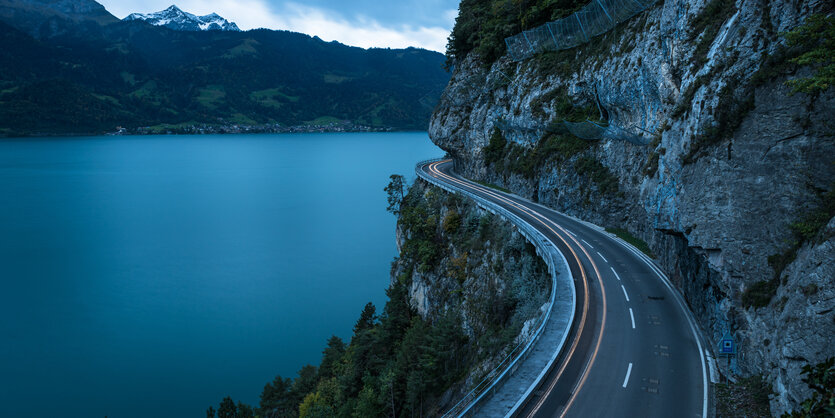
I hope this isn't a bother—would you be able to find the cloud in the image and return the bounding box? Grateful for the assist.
[272,3,451,52]
[102,0,452,52]
[443,8,459,26]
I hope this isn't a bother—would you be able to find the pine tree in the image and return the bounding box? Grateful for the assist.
[290,365,319,406]
[318,336,346,380]
[260,375,296,417]
[235,401,254,418]
[218,396,236,418]
[384,174,407,215]
[353,303,377,334]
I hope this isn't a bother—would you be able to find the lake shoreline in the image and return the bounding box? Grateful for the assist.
[0,122,432,139]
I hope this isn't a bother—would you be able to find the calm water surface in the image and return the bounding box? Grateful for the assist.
[0,133,441,417]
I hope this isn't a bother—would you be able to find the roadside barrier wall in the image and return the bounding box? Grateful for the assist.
[415,158,577,417]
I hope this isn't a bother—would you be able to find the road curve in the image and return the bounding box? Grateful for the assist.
[420,159,710,418]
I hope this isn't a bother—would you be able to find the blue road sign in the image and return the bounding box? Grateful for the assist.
[720,337,735,355]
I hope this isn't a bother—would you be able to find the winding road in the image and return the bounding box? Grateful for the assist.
[419,159,711,417]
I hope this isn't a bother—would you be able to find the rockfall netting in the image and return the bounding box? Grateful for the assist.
[505,0,659,61]
[495,118,649,145]
[562,120,608,140]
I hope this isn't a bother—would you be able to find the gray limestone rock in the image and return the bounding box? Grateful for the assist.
[429,0,835,413]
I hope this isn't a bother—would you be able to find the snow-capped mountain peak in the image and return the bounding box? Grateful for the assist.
[124,5,240,32]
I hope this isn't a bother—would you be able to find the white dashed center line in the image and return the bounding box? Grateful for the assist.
[621,285,630,302]
[611,267,621,281]
[581,239,594,249]
[623,363,633,388]
[629,308,635,329]
[597,251,608,263]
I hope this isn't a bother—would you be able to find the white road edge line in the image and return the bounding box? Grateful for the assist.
[610,266,621,281]
[597,251,608,263]
[581,239,594,249]
[621,285,630,302]
[629,308,635,329]
[706,350,720,383]
[622,363,633,388]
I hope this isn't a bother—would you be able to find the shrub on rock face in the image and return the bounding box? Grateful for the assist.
[784,14,835,95]
[782,358,835,417]
[741,279,778,309]
[443,210,462,234]
[483,129,507,166]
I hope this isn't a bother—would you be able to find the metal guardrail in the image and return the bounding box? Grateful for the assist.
[415,158,576,417]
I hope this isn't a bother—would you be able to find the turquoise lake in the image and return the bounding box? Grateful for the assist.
[0,133,441,417]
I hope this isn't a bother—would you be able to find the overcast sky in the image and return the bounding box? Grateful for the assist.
[98,0,461,52]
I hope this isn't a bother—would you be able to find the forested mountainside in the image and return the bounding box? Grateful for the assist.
[431,0,833,415]
[0,1,449,136]
[0,0,117,38]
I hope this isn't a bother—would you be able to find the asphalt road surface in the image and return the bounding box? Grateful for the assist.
[420,159,710,418]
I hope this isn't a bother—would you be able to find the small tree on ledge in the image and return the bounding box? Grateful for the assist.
[384,174,407,216]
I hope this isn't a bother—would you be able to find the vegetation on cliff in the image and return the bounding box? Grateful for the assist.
[208,276,469,417]
[485,129,589,179]
[784,14,834,94]
[208,179,549,417]
[737,14,833,305]
[394,180,550,358]
[715,374,772,418]
[483,127,622,201]
[744,183,835,309]
[445,0,587,64]
[605,227,654,257]
[783,358,835,417]
[688,0,737,68]
[683,13,834,165]
[736,14,834,310]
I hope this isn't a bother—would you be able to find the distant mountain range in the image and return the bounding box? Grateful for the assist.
[0,0,449,136]
[125,5,240,32]
[0,0,117,38]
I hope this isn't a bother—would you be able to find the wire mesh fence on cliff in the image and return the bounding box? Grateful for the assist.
[494,118,650,145]
[505,0,660,61]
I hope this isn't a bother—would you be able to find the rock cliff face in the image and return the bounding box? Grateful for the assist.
[430,0,834,413]
[392,179,550,409]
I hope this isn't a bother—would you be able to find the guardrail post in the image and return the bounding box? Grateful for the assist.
[522,31,534,56]
[546,23,558,49]
[505,38,517,61]
[575,13,589,42]
[595,0,615,24]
